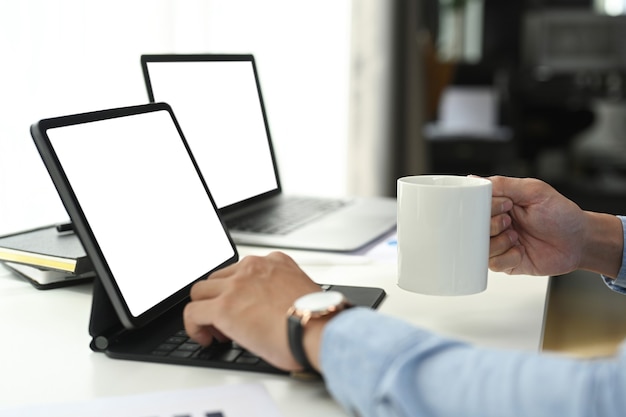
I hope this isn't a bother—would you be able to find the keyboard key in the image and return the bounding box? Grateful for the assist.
[169,350,195,359]
[235,355,261,365]
[178,342,201,352]
[166,336,187,344]
[215,348,242,362]
[155,343,179,353]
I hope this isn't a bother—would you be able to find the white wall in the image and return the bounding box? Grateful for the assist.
[0,0,351,235]
[348,0,395,196]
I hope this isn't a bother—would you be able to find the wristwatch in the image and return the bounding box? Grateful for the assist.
[287,291,352,372]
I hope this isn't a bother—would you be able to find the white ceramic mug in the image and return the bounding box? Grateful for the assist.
[397,175,492,296]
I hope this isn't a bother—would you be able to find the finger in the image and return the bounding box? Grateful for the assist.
[208,252,274,280]
[488,175,512,198]
[489,175,546,206]
[209,254,275,281]
[489,229,518,258]
[489,175,531,201]
[183,299,225,346]
[195,324,229,344]
[489,245,524,274]
[490,213,512,237]
[205,258,244,279]
[189,277,226,301]
[491,196,513,216]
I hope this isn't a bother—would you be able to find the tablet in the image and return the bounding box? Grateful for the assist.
[30,102,238,329]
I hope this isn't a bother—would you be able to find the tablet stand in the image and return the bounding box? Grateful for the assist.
[88,277,126,352]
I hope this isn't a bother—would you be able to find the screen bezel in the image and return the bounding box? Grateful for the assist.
[30,102,239,329]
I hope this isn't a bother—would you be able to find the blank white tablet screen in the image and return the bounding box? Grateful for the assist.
[47,109,235,317]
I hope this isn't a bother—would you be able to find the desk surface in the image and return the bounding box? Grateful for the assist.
[0,245,549,416]
[543,270,626,358]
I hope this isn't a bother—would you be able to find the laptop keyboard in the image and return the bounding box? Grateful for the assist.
[226,197,348,235]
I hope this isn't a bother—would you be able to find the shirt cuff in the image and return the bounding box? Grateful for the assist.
[602,215,626,293]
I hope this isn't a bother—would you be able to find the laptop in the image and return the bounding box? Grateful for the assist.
[30,102,386,374]
[140,54,397,252]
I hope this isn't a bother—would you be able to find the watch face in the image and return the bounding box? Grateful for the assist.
[294,291,345,313]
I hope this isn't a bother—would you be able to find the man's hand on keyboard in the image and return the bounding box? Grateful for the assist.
[183,251,322,371]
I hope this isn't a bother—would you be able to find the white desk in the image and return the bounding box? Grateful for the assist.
[0,245,548,416]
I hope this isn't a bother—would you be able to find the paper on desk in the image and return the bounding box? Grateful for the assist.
[236,230,397,265]
[0,383,284,417]
[362,232,397,263]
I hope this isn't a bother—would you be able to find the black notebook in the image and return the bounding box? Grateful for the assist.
[0,225,91,274]
[30,102,385,374]
[0,225,94,289]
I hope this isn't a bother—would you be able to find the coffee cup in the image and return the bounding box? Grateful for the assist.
[397,175,492,296]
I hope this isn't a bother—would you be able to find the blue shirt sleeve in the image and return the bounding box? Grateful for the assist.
[603,215,626,294]
[321,307,626,417]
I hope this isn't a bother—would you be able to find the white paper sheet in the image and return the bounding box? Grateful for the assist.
[0,383,284,417]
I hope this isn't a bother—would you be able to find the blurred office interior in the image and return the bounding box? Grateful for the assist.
[393,0,626,214]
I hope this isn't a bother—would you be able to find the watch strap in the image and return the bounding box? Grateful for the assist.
[287,314,315,372]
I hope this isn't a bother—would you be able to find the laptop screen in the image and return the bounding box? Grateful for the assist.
[36,105,237,326]
[142,56,280,210]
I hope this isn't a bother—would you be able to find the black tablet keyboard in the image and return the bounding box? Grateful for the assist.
[151,328,278,373]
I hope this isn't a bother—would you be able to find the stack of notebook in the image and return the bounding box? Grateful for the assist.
[0,224,94,289]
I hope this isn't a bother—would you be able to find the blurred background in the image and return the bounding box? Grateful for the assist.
[414,0,626,215]
[1,0,626,236]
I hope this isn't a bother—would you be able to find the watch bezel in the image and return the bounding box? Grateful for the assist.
[288,290,351,325]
